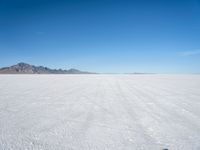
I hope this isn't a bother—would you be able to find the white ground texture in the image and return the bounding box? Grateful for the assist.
[0,75,200,150]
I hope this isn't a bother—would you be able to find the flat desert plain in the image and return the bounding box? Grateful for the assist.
[0,75,200,150]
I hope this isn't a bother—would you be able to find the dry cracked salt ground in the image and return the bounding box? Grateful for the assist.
[0,75,200,150]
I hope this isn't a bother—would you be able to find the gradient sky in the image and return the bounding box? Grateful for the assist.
[0,0,200,73]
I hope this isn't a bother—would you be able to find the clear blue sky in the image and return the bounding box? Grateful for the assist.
[0,0,200,73]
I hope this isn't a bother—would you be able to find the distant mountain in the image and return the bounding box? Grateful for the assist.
[0,63,95,74]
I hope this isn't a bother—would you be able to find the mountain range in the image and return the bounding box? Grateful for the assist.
[0,63,95,74]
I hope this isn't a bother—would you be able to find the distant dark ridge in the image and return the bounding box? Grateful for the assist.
[0,62,96,74]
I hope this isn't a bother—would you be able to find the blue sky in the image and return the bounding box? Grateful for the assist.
[0,0,200,73]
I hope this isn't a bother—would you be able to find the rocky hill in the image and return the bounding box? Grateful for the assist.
[0,63,94,74]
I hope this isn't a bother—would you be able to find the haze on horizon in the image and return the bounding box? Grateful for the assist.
[0,0,200,74]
